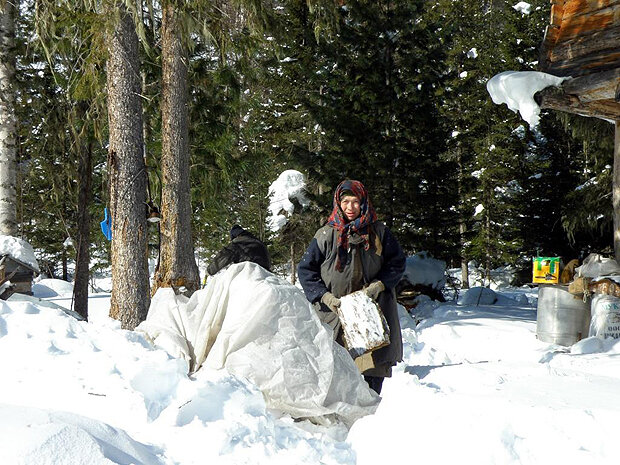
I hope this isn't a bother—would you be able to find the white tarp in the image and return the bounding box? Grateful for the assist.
[575,253,620,279]
[137,262,379,427]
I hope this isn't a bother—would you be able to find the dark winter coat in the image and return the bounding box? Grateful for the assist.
[297,221,406,372]
[207,228,271,275]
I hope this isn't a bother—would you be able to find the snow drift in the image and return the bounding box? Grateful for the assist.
[138,262,380,427]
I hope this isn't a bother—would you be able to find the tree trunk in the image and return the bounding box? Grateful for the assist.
[62,249,68,281]
[106,4,150,329]
[0,1,16,236]
[152,1,200,296]
[460,221,469,289]
[290,243,296,284]
[457,145,469,289]
[73,136,93,320]
[485,207,491,286]
[614,121,620,261]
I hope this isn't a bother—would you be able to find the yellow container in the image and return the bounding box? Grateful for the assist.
[533,257,560,284]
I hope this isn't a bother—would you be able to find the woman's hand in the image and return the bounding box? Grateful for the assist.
[321,292,341,313]
[364,280,385,300]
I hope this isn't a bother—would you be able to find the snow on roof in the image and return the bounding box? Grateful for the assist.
[486,71,569,128]
[0,235,40,273]
[267,170,310,232]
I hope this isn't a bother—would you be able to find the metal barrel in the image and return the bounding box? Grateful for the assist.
[536,285,591,346]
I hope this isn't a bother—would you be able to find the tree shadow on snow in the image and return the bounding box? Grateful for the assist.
[404,361,491,383]
[415,305,536,328]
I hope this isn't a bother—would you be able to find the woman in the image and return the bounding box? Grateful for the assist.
[298,179,406,394]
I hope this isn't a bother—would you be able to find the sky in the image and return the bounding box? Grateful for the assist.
[2,246,620,464]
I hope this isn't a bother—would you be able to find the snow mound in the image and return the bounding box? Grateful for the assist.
[458,287,498,306]
[0,405,165,465]
[403,252,446,289]
[0,290,356,464]
[458,287,528,307]
[32,279,74,298]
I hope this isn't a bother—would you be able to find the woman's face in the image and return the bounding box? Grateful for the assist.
[340,195,361,222]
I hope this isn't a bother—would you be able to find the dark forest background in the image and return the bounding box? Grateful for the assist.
[12,0,615,286]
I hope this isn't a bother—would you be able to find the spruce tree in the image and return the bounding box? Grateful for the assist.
[260,0,452,259]
[106,2,150,328]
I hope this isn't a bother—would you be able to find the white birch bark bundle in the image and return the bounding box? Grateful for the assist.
[338,291,390,358]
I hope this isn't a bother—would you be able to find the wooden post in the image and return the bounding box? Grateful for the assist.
[614,121,620,261]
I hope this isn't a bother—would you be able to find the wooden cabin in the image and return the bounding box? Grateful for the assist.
[0,255,38,299]
[535,0,620,256]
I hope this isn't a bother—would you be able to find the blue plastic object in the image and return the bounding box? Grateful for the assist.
[100,207,112,241]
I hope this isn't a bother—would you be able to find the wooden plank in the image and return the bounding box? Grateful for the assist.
[556,6,618,42]
[544,25,561,45]
[550,1,565,28]
[545,49,620,77]
[562,0,620,19]
[549,25,620,63]
[539,25,560,70]
[562,68,620,101]
[540,1,566,67]
[536,87,620,120]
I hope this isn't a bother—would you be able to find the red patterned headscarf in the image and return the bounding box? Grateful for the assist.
[327,180,377,271]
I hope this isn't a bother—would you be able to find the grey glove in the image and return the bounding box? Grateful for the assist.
[321,292,341,313]
[364,280,385,300]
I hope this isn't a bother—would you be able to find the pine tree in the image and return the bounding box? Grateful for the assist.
[106,2,150,329]
[33,0,110,315]
[152,0,200,296]
[260,0,453,260]
[433,0,547,283]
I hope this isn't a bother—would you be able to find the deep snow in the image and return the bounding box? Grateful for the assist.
[2,263,620,464]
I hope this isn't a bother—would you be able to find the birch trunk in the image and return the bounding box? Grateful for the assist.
[106,4,150,329]
[0,1,16,236]
[152,1,200,295]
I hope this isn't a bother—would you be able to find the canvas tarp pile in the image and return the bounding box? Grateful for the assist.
[137,262,379,427]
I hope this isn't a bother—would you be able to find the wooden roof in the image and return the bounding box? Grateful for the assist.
[536,0,620,121]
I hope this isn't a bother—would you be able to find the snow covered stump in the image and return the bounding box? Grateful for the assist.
[338,291,390,358]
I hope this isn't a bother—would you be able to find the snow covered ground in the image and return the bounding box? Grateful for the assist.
[2,269,620,464]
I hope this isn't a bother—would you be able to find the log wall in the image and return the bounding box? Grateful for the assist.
[540,0,620,77]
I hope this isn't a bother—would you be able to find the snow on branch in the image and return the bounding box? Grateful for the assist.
[267,170,310,232]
